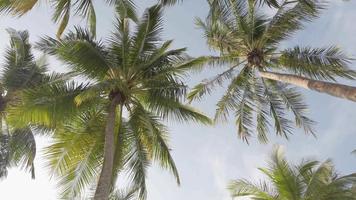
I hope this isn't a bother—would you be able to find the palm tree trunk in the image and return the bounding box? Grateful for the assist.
[94,94,122,200]
[259,71,356,102]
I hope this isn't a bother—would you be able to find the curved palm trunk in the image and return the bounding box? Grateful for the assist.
[94,94,123,200]
[259,71,356,102]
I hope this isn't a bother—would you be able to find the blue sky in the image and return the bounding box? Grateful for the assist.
[0,0,356,199]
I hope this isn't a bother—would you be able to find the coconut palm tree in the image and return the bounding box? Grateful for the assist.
[189,0,356,143]
[0,0,182,38]
[228,146,356,199]
[8,4,210,200]
[0,29,52,179]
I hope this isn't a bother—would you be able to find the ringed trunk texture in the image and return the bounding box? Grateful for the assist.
[259,71,356,102]
[94,94,122,200]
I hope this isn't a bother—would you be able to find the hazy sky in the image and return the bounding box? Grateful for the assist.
[0,0,356,200]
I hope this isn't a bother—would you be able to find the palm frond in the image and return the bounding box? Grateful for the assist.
[268,81,315,135]
[277,46,356,81]
[2,29,46,91]
[0,0,39,16]
[262,79,293,138]
[124,131,150,200]
[7,81,89,128]
[71,0,98,36]
[130,4,163,66]
[188,64,241,103]
[263,0,325,45]
[267,147,303,199]
[159,0,182,6]
[256,0,280,8]
[145,94,212,125]
[214,67,250,123]
[109,187,138,200]
[232,69,257,143]
[51,0,71,38]
[228,179,276,199]
[128,104,180,185]
[252,77,271,143]
[36,28,111,79]
[44,109,105,199]
[114,0,138,22]
[8,128,36,179]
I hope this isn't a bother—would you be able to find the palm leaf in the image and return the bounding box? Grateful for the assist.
[278,46,356,81]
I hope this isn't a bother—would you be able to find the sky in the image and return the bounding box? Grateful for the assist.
[0,0,356,200]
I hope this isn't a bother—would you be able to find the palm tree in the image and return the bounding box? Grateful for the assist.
[189,0,356,143]
[0,29,51,179]
[228,146,356,199]
[0,0,182,38]
[9,4,210,200]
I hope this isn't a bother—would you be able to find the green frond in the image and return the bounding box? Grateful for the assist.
[263,0,325,45]
[52,0,71,38]
[188,63,243,103]
[111,120,131,186]
[74,81,118,105]
[214,67,250,123]
[268,147,303,199]
[262,80,293,139]
[0,0,39,16]
[278,46,356,81]
[109,187,138,200]
[228,179,275,199]
[0,125,37,180]
[124,132,149,200]
[252,77,271,143]
[88,1,97,37]
[268,81,315,135]
[301,159,334,198]
[8,127,36,179]
[234,80,255,143]
[151,94,212,123]
[127,104,180,185]
[7,81,89,128]
[130,4,164,66]
[2,29,47,91]
[256,0,279,8]
[114,0,138,22]
[159,0,182,6]
[44,109,105,198]
[36,29,111,79]
[196,14,241,53]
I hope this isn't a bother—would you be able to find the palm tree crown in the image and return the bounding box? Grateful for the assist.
[229,146,356,199]
[0,29,49,179]
[189,0,356,143]
[8,4,210,199]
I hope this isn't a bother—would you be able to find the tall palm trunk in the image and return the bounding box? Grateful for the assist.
[94,94,122,200]
[259,71,356,102]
